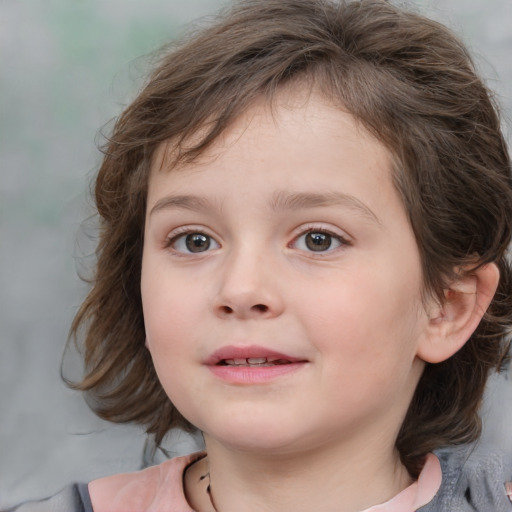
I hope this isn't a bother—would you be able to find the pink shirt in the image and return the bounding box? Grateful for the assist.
[362,454,441,511]
[89,451,442,512]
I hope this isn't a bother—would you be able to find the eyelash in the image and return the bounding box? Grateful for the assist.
[165,227,220,255]
[164,225,351,255]
[289,226,351,254]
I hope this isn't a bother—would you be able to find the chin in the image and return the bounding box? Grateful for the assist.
[204,421,317,456]
[178,398,321,454]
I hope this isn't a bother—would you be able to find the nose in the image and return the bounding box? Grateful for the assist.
[212,246,284,320]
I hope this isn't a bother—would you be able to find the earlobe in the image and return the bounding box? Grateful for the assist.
[417,263,500,364]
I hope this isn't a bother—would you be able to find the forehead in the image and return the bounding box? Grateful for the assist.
[150,87,389,183]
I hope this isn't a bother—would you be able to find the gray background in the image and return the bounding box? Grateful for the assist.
[1,0,511,508]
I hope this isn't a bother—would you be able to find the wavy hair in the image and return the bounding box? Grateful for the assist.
[68,0,512,477]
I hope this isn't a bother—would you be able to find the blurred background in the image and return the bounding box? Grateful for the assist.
[1,0,511,508]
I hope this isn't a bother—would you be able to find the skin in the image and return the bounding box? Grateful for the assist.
[140,89,495,512]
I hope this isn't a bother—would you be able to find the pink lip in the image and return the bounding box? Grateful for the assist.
[205,345,303,365]
[205,345,308,384]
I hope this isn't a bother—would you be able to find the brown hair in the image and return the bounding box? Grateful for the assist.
[69,0,512,477]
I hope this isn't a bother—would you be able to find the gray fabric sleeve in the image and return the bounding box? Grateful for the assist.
[420,444,512,512]
[5,484,93,512]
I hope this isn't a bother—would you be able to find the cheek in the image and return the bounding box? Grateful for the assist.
[142,257,198,345]
[143,293,199,358]
[142,271,187,377]
[296,259,426,366]
[141,261,210,390]
[142,291,207,419]
[303,281,425,422]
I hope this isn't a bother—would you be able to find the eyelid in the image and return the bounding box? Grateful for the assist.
[290,223,352,241]
[288,223,352,253]
[164,225,221,254]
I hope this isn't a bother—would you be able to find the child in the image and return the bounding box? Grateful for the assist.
[13,0,512,510]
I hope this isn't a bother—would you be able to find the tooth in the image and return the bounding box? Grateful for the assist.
[247,357,267,364]
[234,358,246,365]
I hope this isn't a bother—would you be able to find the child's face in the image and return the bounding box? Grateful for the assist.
[141,90,432,456]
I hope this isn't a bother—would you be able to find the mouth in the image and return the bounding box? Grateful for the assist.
[205,345,307,383]
[217,357,294,367]
[206,345,305,366]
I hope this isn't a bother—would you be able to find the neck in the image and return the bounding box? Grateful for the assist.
[197,435,412,512]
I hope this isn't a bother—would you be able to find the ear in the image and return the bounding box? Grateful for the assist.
[417,263,500,364]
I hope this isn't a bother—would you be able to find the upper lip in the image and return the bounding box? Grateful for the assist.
[205,345,306,366]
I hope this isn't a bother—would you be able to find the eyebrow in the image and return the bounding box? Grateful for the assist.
[269,191,380,224]
[149,191,379,224]
[149,195,219,216]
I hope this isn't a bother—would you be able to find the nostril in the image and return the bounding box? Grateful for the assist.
[215,303,271,317]
[252,304,269,313]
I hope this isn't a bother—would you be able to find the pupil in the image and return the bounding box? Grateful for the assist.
[186,233,210,253]
[306,232,331,251]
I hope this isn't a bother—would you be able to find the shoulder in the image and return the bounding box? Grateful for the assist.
[419,443,512,512]
[6,483,92,512]
[5,452,205,512]
[88,451,205,512]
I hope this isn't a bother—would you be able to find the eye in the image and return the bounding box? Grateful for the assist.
[292,230,346,253]
[169,232,220,254]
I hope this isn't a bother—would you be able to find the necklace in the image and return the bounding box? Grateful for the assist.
[199,469,219,512]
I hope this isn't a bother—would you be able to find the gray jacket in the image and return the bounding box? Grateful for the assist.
[420,444,512,511]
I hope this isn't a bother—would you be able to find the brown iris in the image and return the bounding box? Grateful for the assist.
[185,233,211,253]
[305,232,332,251]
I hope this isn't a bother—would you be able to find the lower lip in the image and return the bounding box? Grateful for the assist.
[207,362,306,384]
